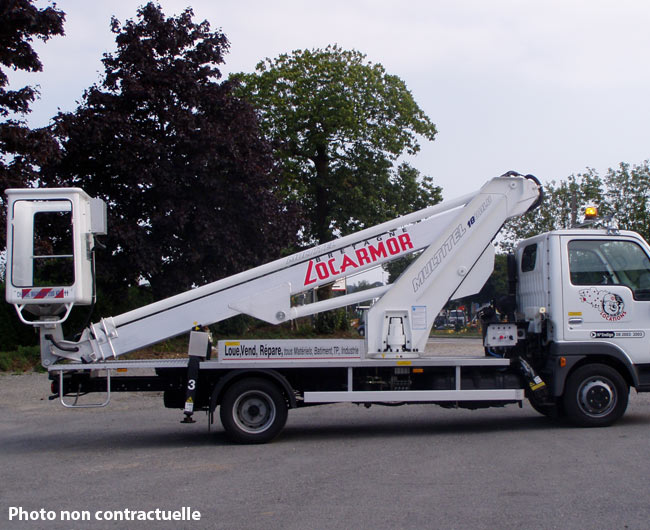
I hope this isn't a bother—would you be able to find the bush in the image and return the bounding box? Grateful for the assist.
[0,282,39,351]
[0,345,42,372]
[315,309,349,334]
[0,281,154,350]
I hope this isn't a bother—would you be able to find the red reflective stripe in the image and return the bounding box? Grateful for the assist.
[20,288,65,299]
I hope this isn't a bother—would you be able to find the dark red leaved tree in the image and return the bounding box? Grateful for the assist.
[0,0,65,250]
[48,3,300,299]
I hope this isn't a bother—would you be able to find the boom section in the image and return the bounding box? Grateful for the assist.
[5,174,540,364]
[366,175,540,356]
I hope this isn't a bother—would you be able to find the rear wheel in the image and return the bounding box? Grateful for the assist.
[563,364,628,427]
[220,378,288,444]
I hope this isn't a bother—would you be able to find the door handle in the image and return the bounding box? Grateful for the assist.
[568,318,583,325]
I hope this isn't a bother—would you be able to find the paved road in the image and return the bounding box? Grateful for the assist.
[1,360,650,529]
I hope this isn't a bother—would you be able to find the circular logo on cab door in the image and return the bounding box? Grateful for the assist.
[601,293,625,320]
[579,288,627,321]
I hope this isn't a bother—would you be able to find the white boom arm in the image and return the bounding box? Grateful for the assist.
[5,173,541,364]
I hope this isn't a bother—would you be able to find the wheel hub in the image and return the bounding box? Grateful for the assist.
[579,379,616,417]
[233,391,276,433]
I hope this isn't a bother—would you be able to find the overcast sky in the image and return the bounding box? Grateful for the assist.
[9,0,650,200]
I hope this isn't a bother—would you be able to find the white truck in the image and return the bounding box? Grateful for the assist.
[5,172,650,443]
[447,309,466,329]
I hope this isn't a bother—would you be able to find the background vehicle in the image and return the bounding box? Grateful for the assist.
[448,309,466,329]
[433,314,449,329]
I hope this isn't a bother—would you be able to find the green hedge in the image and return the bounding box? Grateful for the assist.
[0,345,42,372]
[0,283,39,351]
[0,281,154,351]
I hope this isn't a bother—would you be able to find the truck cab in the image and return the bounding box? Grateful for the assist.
[514,228,650,421]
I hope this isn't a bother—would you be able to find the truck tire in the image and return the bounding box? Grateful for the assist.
[220,378,288,444]
[563,364,628,427]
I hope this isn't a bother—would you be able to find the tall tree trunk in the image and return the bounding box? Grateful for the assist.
[313,144,330,245]
[312,145,334,304]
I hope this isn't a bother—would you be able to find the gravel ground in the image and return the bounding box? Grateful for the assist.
[425,337,484,356]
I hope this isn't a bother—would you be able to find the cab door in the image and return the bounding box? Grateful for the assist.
[561,235,650,365]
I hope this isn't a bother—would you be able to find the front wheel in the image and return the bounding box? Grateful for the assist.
[527,391,564,419]
[220,378,288,444]
[563,364,628,427]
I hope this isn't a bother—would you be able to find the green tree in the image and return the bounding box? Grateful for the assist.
[501,162,650,251]
[47,3,300,299]
[383,254,417,284]
[604,161,650,241]
[463,252,508,306]
[500,170,605,251]
[0,0,65,251]
[235,45,440,245]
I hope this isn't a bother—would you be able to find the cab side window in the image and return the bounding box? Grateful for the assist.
[568,245,613,285]
[521,244,537,272]
[568,239,650,300]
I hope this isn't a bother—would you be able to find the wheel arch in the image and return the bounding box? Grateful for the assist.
[209,369,297,414]
[568,355,634,388]
[548,341,637,397]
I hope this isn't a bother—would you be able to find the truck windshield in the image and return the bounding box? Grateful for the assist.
[568,239,650,299]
